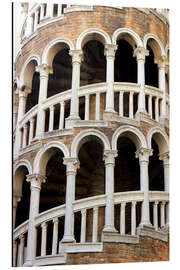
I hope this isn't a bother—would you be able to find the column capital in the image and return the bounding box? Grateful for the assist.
[41,222,48,229]
[26,173,46,189]
[134,47,149,61]
[29,117,35,124]
[159,151,169,165]
[69,50,83,64]
[155,55,166,68]
[63,157,80,174]
[19,234,25,241]
[103,150,118,165]
[36,64,53,77]
[53,217,59,224]
[104,44,118,58]
[135,147,153,162]
[16,86,31,97]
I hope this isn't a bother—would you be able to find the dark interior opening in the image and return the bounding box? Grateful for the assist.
[15,166,30,228]
[25,72,40,113]
[145,44,158,88]
[80,40,106,86]
[39,148,66,213]
[149,139,164,191]
[114,39,137,83]
[47,48,72,98]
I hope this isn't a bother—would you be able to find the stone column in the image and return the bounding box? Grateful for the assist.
[13,195,21,228]
[34,9,38,31]
[28,117,35,144]
[159,152,169,226]
[22,124,28,148]
[58,4,62,16]
[24,174,46,266]
[19,234,25,266]
[66,50,82,128]
[25,14,33,36]
[35,64,53,138]
[104,44,117,116]
[40,4,44,20]
[157,56,167,121]
[14,87,31,156]
[134,47,149,117]
[46,3,54,18]
[103,150,117,233]
[61,158,80,243]
[136,148,153,227]
[59,101,65,130]
[13,240,18,267]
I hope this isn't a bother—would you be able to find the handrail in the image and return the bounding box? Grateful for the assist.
[145,84,163,97]
[18,104,38,128]
[13,220,29,240]
[14,191,169,239]
[149,191,169,201]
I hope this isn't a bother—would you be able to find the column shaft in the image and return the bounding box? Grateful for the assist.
[41,222,47,256]
[24,174,45,266]
[61,158,79,243]
[59,101,65,129]
[92,207,98,243]
[119,91,124,117]
[80,209,87,243]
[120,202,126,234]
[49,105,54,132]
[85,94,90,120]
[52,218,59,255]
[104,45,117,113]
[103,150,117,232]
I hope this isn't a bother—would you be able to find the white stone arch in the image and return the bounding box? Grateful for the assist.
[13,159,32,199]
[147,127,169,154]
[13,159,33,176]
[112,125,147,151]
[112,28,143,48]
[143,33,165,58]
[33,140,70,175]
[19,54,41,89]
[71,129,111,158]
[76,28,112,50]
[42,37,75,67]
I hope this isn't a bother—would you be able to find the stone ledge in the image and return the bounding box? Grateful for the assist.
[59,242,103,253]
[137,225,169,242]
[33,254,67,266]
[102,231,139,244]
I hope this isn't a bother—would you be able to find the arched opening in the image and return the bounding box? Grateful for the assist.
[114,136,141,234]
[75,135,105,242]
[47,47,72,98]
[114,39,137,83]
[23,60,40,113]
[80,40,106,86]
[39,147,66,212]
[145,42,159,88]
[149,139,164,191]
[14,166,31,228]
[36,147,66,256]
[25,72,40,112]
[114,38,138,116]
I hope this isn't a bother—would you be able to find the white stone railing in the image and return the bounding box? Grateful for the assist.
[18,105,38,150]
[17,83,169,151]
[13,191,169,266]
[149,191,169,230]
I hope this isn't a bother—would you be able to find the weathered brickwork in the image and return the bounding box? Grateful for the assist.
[15,7,169,76]
[66,237,169,265]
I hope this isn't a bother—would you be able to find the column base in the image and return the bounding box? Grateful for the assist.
[102,226,118,233]
[23,260,34,267]
[103,110,118,121]
[65,116,80,129]
[60,235,76,244]
[135,111,150,121]
[159,116,168,126]
[137,224,168,242]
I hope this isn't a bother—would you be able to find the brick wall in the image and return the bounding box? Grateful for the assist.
[66,236,169,264]
[15,7,169,76]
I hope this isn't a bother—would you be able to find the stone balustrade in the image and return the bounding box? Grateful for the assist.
[13,191,169,266]
[15,83,168,153]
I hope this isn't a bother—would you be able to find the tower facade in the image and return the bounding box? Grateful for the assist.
[13,3,169,266]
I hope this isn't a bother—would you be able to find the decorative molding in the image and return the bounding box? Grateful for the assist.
[64,6,93,14]
[102,231,139,244]
[137,225,169,242]
[60,242,103,253]
[34,254,67,266]
[19,141,42,156]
